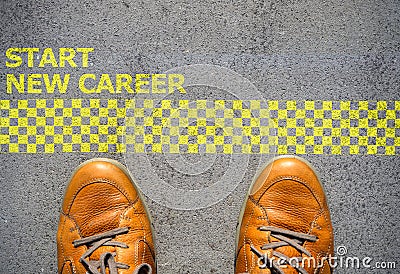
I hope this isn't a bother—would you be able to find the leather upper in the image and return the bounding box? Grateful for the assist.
[235,157,334,274]
[57,160,156,274]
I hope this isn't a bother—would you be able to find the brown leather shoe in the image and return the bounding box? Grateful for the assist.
[235,156,334,274]
[57,158,156,274]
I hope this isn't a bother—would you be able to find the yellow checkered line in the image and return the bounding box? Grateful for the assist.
[0,99,399,155]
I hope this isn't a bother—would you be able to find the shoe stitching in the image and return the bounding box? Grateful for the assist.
[240,199,259,272]
[61,261,71,274]
[243,201,256,273]
[60,211,83,236]
[320,207,334,257]
[250,242,255,272]
[116,202,150,268]
[242,198,269,273]
[308,208,333,274]
[308,209,324,235]
[116,206,132,268]
[126,202,147,265]
[67,260,75,274]
[59,213,81,274]
[59,214,67,270]
[319,209,333,274]
[61,260,72,274]
[243,241,255,272]
[134,202,147,266]
[115,201,154,270]
[136,203,147,265]
[304,209,325,271]
[250,196,270,225]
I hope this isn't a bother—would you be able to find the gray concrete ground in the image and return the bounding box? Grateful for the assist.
[0,0,399,273]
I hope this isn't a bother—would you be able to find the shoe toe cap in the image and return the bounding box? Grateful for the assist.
[61,159,140,213]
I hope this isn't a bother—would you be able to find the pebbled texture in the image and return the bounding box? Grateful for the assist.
[235,157,334,274]
[57,160,156,274]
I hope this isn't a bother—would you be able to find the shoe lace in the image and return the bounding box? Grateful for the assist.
[250,226,318,274]
[73,227,130,274]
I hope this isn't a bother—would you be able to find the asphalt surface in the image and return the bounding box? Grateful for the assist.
[0,0,399,273]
